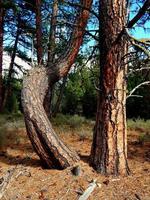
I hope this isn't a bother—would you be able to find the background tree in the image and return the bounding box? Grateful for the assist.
[0,0,4,111]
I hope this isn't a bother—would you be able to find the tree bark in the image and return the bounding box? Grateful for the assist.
[22,0,92,169]
[90,0,130,175]
[0,2,4,112]
[44,0,58,118]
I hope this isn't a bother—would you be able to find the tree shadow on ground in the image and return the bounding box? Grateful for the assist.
[128,142,150,162]
[0,151,42,168]
[79,142,150,165]
[79,154,90,164]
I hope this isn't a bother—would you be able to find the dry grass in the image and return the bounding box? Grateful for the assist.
[1,114,150,148]
[0,114,150,200]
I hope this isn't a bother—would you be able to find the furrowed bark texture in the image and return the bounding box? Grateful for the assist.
[22,0,92,169]
[91,0,130,175]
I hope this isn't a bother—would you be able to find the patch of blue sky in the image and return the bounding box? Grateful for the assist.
[128,1,150,39]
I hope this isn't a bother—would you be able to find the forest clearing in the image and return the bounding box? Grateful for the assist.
[0,115,150,200]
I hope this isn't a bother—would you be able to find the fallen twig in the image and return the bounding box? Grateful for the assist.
[78,180,100,200]
[0,168,16,199]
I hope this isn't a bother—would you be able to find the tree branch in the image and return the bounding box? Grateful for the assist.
[58,0,93,78]
[65,1,98,19]
[125,28,150,58]
[127,81,150,99]
[127,0,150,28]
[128,67,150,76]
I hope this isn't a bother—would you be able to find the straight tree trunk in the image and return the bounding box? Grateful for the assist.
[90,0,130,175]
[35,0,43,64]
[44,0,58,118]
[22,0,92,169]
[52,75,67,117]
[47,0,58,64]
[2,17,21,111]
[0,2,4,112]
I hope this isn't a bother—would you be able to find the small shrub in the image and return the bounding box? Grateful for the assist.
[138,133,150,145]
[52,114,86,129]
[0,127,7,148]
[51,114,70,126]
[67,115,85,129]
[127,119,150,132]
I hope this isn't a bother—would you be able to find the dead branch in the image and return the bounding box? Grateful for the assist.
[125,29,150,58]
[78,180,100,200]
[132,43,150,58]
[127,81,150,99]
[0,168,16,199]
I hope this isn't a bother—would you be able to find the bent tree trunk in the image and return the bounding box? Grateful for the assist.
[22,68,79,168]
[90,0,130,175]
[22,0,92,169]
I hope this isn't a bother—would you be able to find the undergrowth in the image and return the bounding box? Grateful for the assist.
[0,114,150,148]
[127,119,150,133]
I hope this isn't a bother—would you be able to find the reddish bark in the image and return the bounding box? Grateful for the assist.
[90,0,130,175]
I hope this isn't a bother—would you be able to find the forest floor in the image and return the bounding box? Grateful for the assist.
[0,114,150,200]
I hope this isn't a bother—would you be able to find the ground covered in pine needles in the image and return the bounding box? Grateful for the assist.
[0,114,150,200]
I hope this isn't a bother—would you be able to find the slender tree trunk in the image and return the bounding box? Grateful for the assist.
[0,3,4,112]
[35,0,52,117]
[90,0,130,175]
[44,0,58,118]
[2,17,21,111]
[48,0,58,64]
[22,0,92,169]
[52,75,67,117]
[35,0,43,64]
[43,85,54,118]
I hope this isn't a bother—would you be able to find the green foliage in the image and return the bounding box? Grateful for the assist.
[0,127,7,148]
[61,63,98,117]
[138,133,150,144]
[67,114,86,128]
[62,71,84,114]
[3,79,22,114]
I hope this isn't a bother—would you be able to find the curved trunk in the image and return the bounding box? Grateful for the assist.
[22,0,92,169]
[22,67,79,169]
